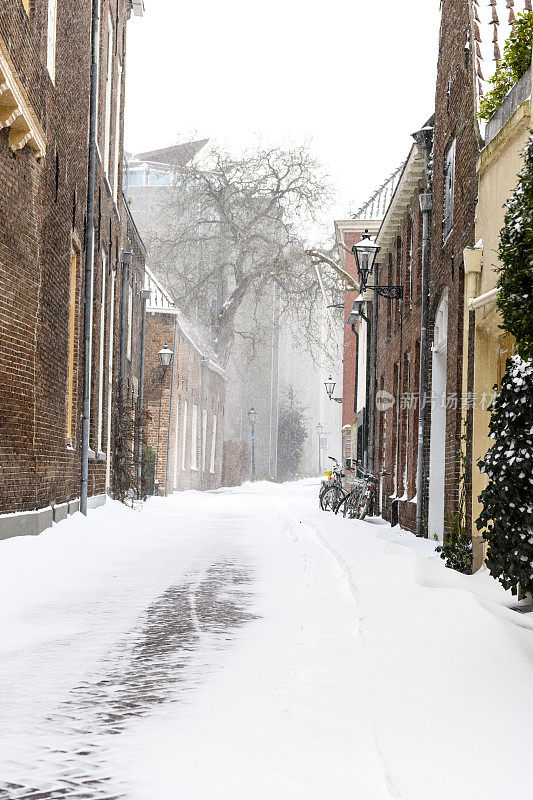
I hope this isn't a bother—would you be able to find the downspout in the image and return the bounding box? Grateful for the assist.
[118,250,132,402]
[137,288,151,496]
[164,314,179,496]
[80,0,100,517]
[416,190,433,537]
[368,263,379,474]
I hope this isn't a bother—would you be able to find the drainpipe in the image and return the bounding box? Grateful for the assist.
[164,315,179,496]
[80,0,100,517]
[412,126,434,538]
[137,288,151,496]
[416,192,433,537]
[367,263,379,474]
[118,250,132,402]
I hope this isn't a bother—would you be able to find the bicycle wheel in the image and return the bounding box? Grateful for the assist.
[321,486,341,512]
[344,489,363,519]
[356,497,370,520]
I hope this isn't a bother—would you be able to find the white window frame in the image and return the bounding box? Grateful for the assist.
[173,398,180,488]
[202,409,207,471]
[103,13,113,177]
[126,282,133,360]
[181,400,188,470]
[105,267,116,490]
[97,251,107,456]
[210,414,217,473]
[47,0,57,83]
[112,64,122,202]
[443,138,456,242]
[191,405,198,470]
[408,218,413,306]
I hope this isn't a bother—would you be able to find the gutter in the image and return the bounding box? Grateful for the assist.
[80,0,100,517]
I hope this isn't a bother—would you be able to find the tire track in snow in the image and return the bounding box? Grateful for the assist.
[280,506,409,800]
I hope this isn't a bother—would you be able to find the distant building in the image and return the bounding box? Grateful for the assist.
[143,268,226,494]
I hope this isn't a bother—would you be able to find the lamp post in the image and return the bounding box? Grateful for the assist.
[248,406,257,479]
[154,344,173,495]
[324,376,343,404]
[316,423,323,473]
[351,232,403,476]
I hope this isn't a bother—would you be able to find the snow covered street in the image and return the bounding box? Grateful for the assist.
[1,480,533,800]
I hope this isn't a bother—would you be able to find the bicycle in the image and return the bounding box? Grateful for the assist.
[319,457,349,512]
[335,464,377,520]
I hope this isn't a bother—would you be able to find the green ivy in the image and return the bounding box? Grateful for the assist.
[476,358,533,596]
[478,11,533,122]
[497,133,533,361]
[436,421,473,574]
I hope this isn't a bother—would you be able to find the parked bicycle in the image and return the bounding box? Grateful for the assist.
[334,464,377,520]
[319,457,349,512]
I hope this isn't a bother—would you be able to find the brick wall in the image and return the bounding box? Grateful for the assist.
[0,1,139,517]
[375,191,424,533]
[428,0,479,532]
[144,310,226,495]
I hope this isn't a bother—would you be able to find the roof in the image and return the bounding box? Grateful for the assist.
[134,140,209,167]
[351,163,405,221]
[375,144,426,260]
[144,266,226,377]
[473,1,532,102]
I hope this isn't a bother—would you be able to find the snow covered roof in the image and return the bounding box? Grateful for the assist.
[473,0,532,101]
[132,140,209,168]
[144,266,226,377]
[376,144,426,260]
[352,163,404,221]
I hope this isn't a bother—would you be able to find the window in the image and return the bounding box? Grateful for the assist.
[126,282,132,360]
[103,14,113,176]
[97,251,107,454]
[66,249,77,441]
[173,399,181,487]
[47,0,57,82]
[443,138,456,241]
[105,266,116,489]
[402,352,411,498]
[210,414,217,473]
[191,405,198,470]
[112,65,122,202]
[181,401,188,470]
[202,409,207,471]
[407,218,413,307]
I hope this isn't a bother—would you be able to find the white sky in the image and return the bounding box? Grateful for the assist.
[125,1,440,240]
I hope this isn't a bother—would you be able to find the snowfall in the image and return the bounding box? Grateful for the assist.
[1,480,532,800]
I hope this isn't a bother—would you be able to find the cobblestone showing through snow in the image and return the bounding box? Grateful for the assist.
[0,562,256,799]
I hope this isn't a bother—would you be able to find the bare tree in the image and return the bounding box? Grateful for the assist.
[144,143,340,367]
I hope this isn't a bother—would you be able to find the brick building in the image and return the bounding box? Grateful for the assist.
[0,1,145,539]
[334,167,401,478]
[424,0,480,541]
[374,143,428,533]
[143,269,226,495]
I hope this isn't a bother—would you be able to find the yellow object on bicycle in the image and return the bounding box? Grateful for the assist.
[323,470,332,479]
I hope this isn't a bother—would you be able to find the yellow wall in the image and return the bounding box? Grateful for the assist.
[467,95,530,556]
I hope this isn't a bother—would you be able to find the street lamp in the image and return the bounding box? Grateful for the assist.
[316,422,323,473]
[248,406,257,479]
[154,344,173,496]
[324,376,343,404]
[351,230,380,293]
